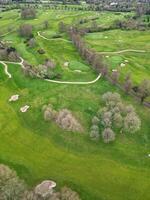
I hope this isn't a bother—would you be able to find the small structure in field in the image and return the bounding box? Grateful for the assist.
[104,36,108,39]
[20,105,30,113]
[9,94,19,102]
[120,63,125,67]
[148,154,150,157]
[35,180,56,198]
[124,60,129,63]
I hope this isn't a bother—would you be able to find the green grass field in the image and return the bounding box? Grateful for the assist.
[84,30,150,84]
[0,9,150,200]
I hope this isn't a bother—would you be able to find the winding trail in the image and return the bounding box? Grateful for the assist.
[99,49,146,55]
[0,58,101,85]
[45,73,101,85]
[0,29,15,38]
[0,61,12,78]
[37,31,72,43]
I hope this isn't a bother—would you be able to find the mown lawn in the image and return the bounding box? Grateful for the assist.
[84,30,150,84]
[0,9,150,200]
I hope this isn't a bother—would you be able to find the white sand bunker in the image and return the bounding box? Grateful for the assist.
[104,36,108,39]
[148,154,150,157]
[112,69,117,72]
[20,105,30,113]
[35,180,56,197]
[74,70,82,73]
[64,62,69,67]
[105,55,109,58]
[9,94,19,102]
[120,63,125,67]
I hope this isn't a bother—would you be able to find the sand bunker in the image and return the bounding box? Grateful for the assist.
[64,62,69,67]
[74,70,82,73]
[20,105,30,113]
[120,63,125,67]
[9,94,19,102]
[112,69,117,72]
[124,60,129,63]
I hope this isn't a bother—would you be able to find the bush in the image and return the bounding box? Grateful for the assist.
[92,116,100,125]
[19,24,33,37]
[0,164,26,199]
[102,128,115,143]
[56,109,83,132]
[124,112,141,133]
[21,8,36,19]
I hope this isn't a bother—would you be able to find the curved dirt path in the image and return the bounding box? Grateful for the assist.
[99,49,146,55]
[0,61,12,78]
[0,58,101,85]
[45,73,101,85]
[37,31,72,43]
[0,29,15,38]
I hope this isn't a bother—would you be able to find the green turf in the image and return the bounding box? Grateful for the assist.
[84,29,150,84]
[0,9,150,200]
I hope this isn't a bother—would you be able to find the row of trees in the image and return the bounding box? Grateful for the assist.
[90,92,141,143]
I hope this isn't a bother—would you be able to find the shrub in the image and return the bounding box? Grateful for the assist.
[56,109,83,132]
[21,8,36,19]
[19,24,33,37]
[60,186,81,200]
[92,116,100,125]
[43,104,57,121]
[0,164,26,199]
[124,112,141,133]
[113,113,123,128]
[102,128,115,143]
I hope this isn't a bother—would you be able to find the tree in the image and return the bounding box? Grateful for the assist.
[21,8,36,19]
[101,111,112,127]
[102,128,115,143]
[123,74,132,94]
[92,116,100,125]
[124,112,141,133]
[113,113,123,128]
[102,92,121,107]
[138,79,150,103]
[90,124,100,141]
[56,109,83,132]
[111,71,119,85]
[19,24,33,37]
[0,164,26,200]
[60,186,81,200]
[58,21,66,33]
[43,20,49,29]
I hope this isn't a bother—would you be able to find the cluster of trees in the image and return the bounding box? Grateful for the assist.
[0,42,19,61]
[43,104,83,132]
[21,7,36,19]
[90,92,141,143]
[22,58,57,79]
[0,164,81,200]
